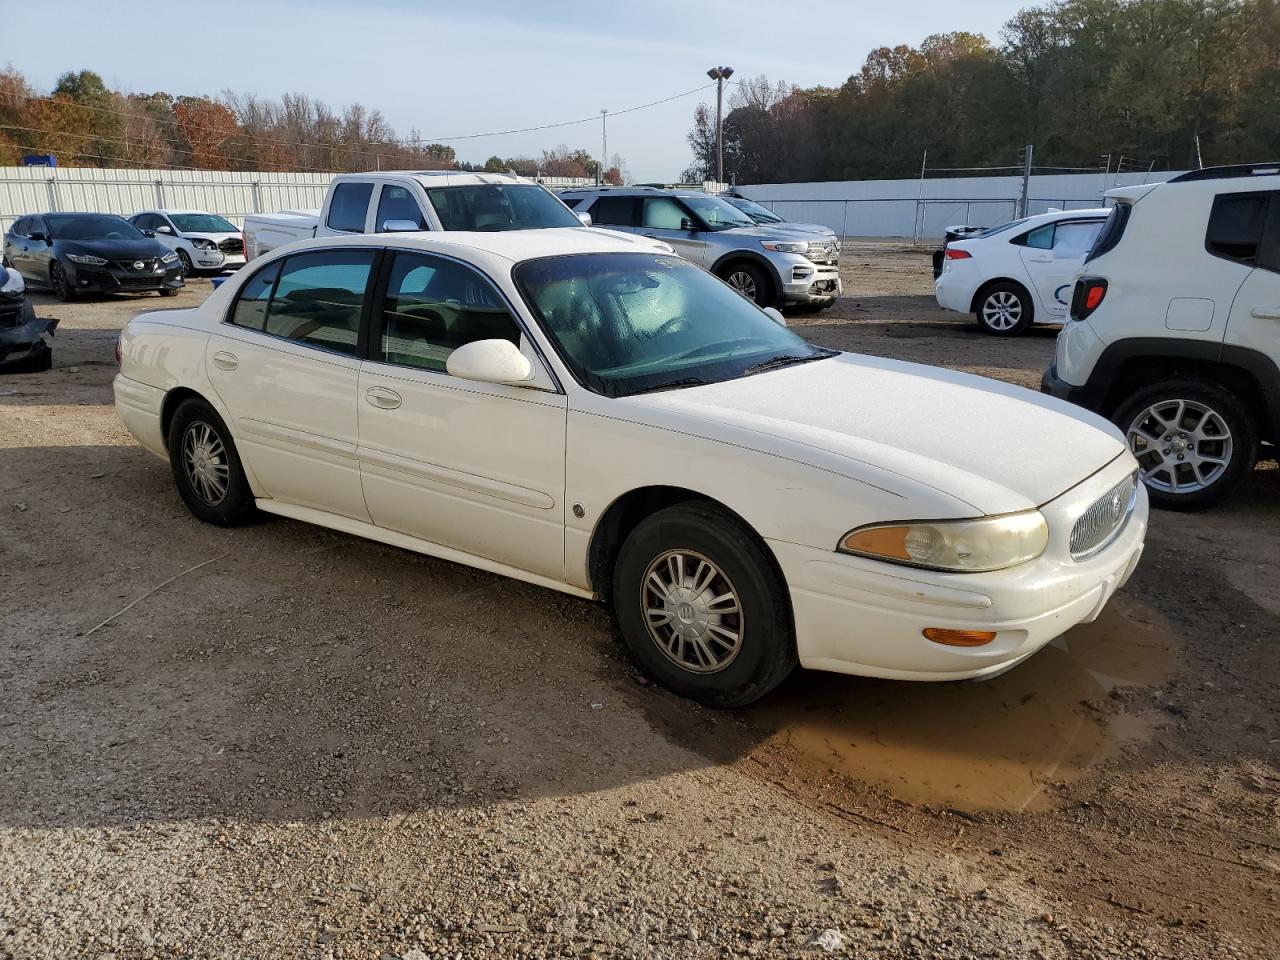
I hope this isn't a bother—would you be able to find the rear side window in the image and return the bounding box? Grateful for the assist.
[1206,192,1269,265]
[326,182,374,233]
[375,185,427,232]
[261,250,375,355]
[589,196,640,227]
[1084,202,1131,263]
[229,261,280,330]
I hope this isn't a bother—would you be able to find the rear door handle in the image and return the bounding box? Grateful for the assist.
[365,386,402,410]
[1028,254,1053,263]
[1251,307,1280,320]
[211,351,239,371]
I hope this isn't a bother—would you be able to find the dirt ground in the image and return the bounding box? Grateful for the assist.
[1,242,1277,959]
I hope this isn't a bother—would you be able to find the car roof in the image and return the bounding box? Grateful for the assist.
[277,227,660,265]
[334,170,536,188]
[560,186,707,199]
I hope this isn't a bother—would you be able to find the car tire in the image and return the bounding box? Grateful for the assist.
[1113,378,1257,511]
[166,397,258,526]
[50,261,75,302]
[159,287,180,297]
[719,262,772,307]
[177,249,193,278]
[974,282,1032,335]
[613,501,796,707]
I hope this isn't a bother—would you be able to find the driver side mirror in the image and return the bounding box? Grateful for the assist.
[380,219,422,233]
[29,231,47,243]
[680,217,696,232]
[446,338,534,385]
[155,225,173,235]
[763,306,787,327]
[576,211,593,227]
[141,229,157,238]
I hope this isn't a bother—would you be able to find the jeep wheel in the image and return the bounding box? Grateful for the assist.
[1114,378,1257,511]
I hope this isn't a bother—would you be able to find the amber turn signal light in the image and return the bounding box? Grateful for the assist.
[923,628,997,647]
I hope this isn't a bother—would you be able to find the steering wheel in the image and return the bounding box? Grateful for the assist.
[652,315,691,339]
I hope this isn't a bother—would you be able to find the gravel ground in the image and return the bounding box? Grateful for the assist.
[1,243,1277,959]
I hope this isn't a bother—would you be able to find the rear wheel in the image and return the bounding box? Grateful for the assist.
[975,282,1032,335]
[719,262,772,307]
[613,501,796,707]
[1113,378,1257,511]
[166,397,258,525]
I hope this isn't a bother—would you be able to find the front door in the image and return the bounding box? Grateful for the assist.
[639,197,708,265]
[356,250,568,581]
[205,248,376,521]
[1018,218,1105,320]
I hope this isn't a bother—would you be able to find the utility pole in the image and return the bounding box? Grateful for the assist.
[601,109,608,184]
[1018,143,1034,218]
[706,65,734,185]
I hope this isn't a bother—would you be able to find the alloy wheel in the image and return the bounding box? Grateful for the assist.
[182,421,230,505]
[981,290,1022,330]
[178,250,192,278]
[726,270,757,302]
[641,549,744,674]
[1126,398,1232,494]
[51,263,69,299]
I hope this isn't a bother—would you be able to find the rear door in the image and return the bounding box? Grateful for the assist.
[1016,218,1105,319]
[1222,190,1280,360]
[585,196,641,237]
[639,197,708,265]
[205,248,377,521]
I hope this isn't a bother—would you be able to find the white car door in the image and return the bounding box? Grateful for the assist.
[205,248,376,521]
[1222,190,1280,359]
[1017,219,1105,320]
[356,249,568,580]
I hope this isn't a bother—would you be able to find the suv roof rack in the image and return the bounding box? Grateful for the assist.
[1168,162,1280,183]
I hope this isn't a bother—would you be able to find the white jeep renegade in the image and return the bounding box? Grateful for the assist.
[1042,162,1280,510]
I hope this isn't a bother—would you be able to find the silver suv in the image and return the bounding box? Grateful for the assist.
[560,187,842,310]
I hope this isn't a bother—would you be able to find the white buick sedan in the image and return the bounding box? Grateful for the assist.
[114,229,1147,706]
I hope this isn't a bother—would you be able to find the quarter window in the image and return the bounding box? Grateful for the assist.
[377,252,520,373]
[1206,192,1268,265]
[326,182,374,233]
[1019,223,1055,249]
[375,185,427,231]
[263,250,375,355]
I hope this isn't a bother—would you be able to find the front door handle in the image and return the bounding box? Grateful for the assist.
[1251,307,1280,320]
[211,351,239,371]
[365,386,403,410]
[1028,254,1053,263]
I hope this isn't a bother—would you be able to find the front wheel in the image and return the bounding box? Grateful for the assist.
[50,261,75,302]
[1113,378,1257,511]
[719,262,772,307]
[167,397,258,525]
[975,282,1032,335]
[613,502,796,707]
[177,249,193,278]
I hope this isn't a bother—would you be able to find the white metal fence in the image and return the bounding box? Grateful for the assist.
[737,170,1185,239]
[0,166,599,231]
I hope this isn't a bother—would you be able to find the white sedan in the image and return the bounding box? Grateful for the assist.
[935,208,1109,335]
[113,229,1147,706]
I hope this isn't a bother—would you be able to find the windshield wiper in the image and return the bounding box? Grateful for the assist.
[743,351,832,377]
[626,377,709,396]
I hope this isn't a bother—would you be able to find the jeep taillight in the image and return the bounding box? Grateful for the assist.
[1070,278,1108,321]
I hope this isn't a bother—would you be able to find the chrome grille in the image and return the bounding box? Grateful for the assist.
[1070,472,1138,559]
[807,240,839,263]
[114,258,158,273]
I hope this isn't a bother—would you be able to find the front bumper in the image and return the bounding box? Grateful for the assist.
[771,456,1148,681]
[780,261,842,304]
[65,259,183,294]
[0,297,57,366]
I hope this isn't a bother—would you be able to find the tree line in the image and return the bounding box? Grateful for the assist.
[0,67,625,182]
[684,0,1280,184]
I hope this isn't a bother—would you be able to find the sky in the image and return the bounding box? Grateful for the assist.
[4,0,1031,181]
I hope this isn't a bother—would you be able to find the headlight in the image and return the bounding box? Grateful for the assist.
[66,253,108,266]
[760,239,810,254]
[161,251,179,264]
[191,238,216,250]
[0,267,23,294]
[838,510,1049,573]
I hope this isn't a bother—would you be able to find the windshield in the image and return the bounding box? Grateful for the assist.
[680,194,757,231]
[727,196,783,223]
[170,213,238,233]
[514,252,833,398]
[426,184,580,231]
[46,215,143,241]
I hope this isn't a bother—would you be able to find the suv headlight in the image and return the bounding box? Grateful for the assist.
[66,253,108,266]
[1,267,23,294]
[838,510,1049,573]
[761,239,810,255]
[161,251,179,264]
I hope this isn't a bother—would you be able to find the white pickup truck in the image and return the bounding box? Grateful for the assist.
[242,171,599,260]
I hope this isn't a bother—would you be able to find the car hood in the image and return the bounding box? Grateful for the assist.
[624,352,1127,515]
[762,221,837,238]
[180,231,241,242]
[57,237,170,260]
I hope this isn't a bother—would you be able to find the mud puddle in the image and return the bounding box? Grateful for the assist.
[751,597,1179,812]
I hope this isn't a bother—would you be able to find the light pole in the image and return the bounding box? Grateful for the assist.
[706,65,734,185]
[601,109,608,185]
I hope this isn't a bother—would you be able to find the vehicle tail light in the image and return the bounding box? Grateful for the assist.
[1070,277,1109,321]
[945,248,972,260]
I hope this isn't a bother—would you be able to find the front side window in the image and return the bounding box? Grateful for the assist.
[642,197,689,230]
[326,182,374,233]
[425,184,579,232]
[1206,192,1269,265]
[515,252,832,398]
[588,196,639,227]
[679,194,755,231]
[377,252,520,373]
[11,217,29,237]
[260,250,375,355]
[375,185,427,231]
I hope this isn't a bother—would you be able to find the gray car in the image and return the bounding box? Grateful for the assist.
[560,187,842,309]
